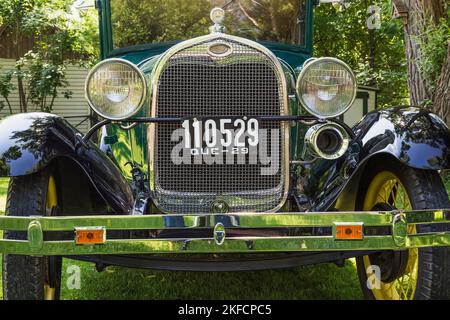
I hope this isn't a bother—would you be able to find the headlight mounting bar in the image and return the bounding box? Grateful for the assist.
[82,115,354,142]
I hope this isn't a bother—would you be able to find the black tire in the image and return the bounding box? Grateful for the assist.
[356,158,450,300]
[3,169,62,300]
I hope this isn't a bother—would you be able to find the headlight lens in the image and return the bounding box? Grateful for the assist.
[85,59,147,120]
[296,57,356,118]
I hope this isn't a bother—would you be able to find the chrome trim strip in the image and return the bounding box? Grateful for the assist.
[0,210,447,230]
[2,234,450,256]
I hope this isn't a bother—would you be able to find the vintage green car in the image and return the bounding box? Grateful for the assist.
[0,0,449,300]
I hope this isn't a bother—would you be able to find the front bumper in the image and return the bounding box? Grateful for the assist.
[0,210,449,256]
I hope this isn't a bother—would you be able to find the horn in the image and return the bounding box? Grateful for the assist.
[304,122,350,160]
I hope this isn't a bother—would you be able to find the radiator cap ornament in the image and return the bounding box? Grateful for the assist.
[214,223,226,246]
[209,7,225,33]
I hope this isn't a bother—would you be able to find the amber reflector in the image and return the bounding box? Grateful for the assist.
[335,224,363,240]
[75,227,106,245]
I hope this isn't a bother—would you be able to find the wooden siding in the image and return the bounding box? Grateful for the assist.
[342,86,378,127]
[0,33,36,60]
[0,58,91,133]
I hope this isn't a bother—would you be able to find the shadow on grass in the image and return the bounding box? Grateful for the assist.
[0,253,362,300]
[60,259,363,300]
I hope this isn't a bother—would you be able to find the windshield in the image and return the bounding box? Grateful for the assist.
[109,0,307,49]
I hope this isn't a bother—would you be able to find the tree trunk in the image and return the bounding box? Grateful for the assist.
[14,21,27,113]
[401,0,449,126]
[16,68,27,113]
[433,41,450,125]
[4,96,13,115]
[366,0,377,86]
[402,0,437,105]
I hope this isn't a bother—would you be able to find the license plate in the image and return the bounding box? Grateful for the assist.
[181,117,259,155]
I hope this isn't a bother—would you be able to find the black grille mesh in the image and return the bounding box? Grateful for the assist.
[152,38,287,213]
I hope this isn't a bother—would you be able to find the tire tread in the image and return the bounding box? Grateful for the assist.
[3,173,56,300]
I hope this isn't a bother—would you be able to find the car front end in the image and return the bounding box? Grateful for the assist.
[0,1,449,300]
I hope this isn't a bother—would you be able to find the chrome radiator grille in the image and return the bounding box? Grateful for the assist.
[151,36,288,213]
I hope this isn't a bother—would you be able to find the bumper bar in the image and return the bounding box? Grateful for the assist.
[0,210,449,256]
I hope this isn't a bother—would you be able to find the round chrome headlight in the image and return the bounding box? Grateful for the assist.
[85,58,147,120]
[296,57,357,119]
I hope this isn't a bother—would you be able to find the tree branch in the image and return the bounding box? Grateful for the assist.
[237,0,260,28]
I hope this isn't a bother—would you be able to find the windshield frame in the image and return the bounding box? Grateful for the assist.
[97,0,314,59]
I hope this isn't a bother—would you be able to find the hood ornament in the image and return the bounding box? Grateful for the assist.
[209,7,225,34]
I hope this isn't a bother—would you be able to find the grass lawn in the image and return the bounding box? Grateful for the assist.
[0,177,365,299]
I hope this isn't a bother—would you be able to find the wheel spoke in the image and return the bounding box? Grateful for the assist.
[363,172,419,300]
[398,274,406,299]
[389,181,398,206]
[405,275,413,299]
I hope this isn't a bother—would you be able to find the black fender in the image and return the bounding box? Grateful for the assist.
[304,106,450,211]
[0,112,133,214]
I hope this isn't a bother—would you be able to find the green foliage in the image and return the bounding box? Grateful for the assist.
[0,0,98,113]
[443,170,450,201]
[111,0,210,48]
[416,14,450,92]
[0,69,15,113]
[111,0,305,48]
[314,0,409,108]
[17,52,73,112]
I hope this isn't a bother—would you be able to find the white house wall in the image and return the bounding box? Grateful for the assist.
[0,58,91,133]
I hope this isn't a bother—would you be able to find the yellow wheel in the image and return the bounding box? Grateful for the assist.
[362,171,418,300]
[3,169,62,300]
[356,159,450,300]
[43,175,59,300]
